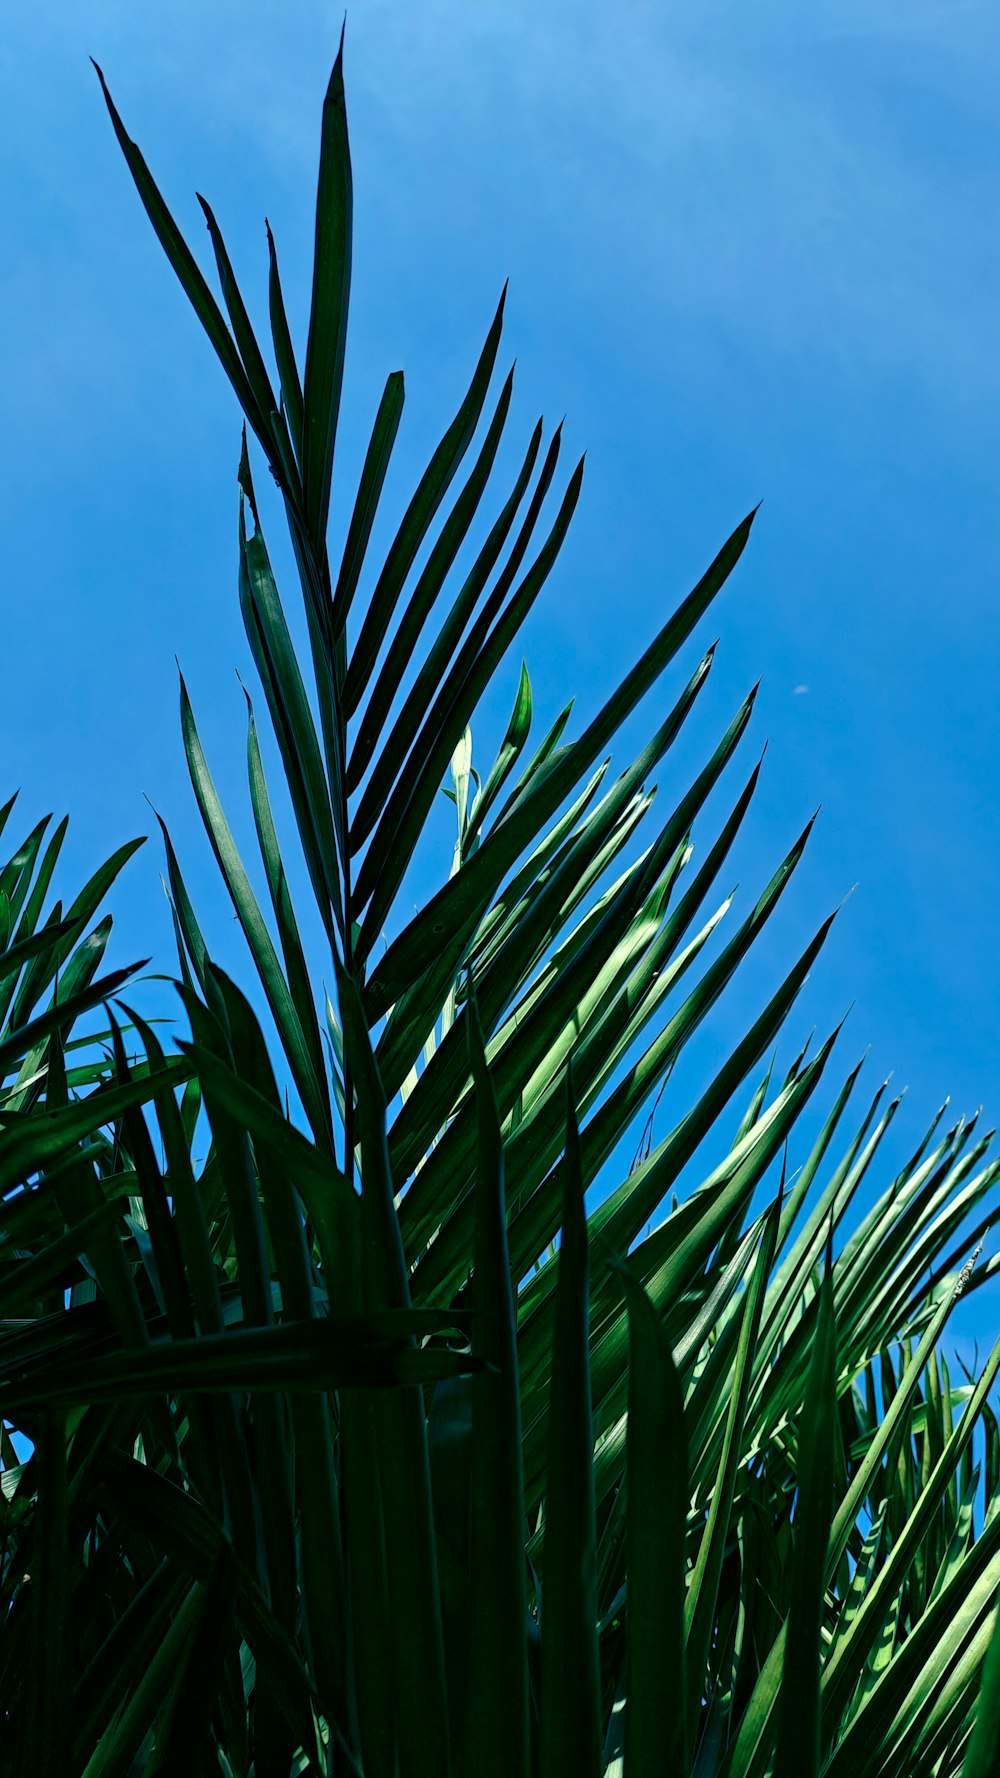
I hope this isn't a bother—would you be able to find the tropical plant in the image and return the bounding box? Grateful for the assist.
[2,33,1000,1778]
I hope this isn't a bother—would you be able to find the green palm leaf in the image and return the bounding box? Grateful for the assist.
[6,42,998,1778]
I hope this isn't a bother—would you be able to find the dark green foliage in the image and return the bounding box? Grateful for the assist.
[1,40,998,1778]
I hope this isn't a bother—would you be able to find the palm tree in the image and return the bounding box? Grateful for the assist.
[2,35,999,1778]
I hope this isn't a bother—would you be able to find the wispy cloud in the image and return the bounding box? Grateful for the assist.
[342,1,1000,406]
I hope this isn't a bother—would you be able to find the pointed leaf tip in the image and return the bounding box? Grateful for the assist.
[330,20,347,84]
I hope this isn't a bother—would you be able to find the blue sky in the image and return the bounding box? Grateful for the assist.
[5,4,1000,1342]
